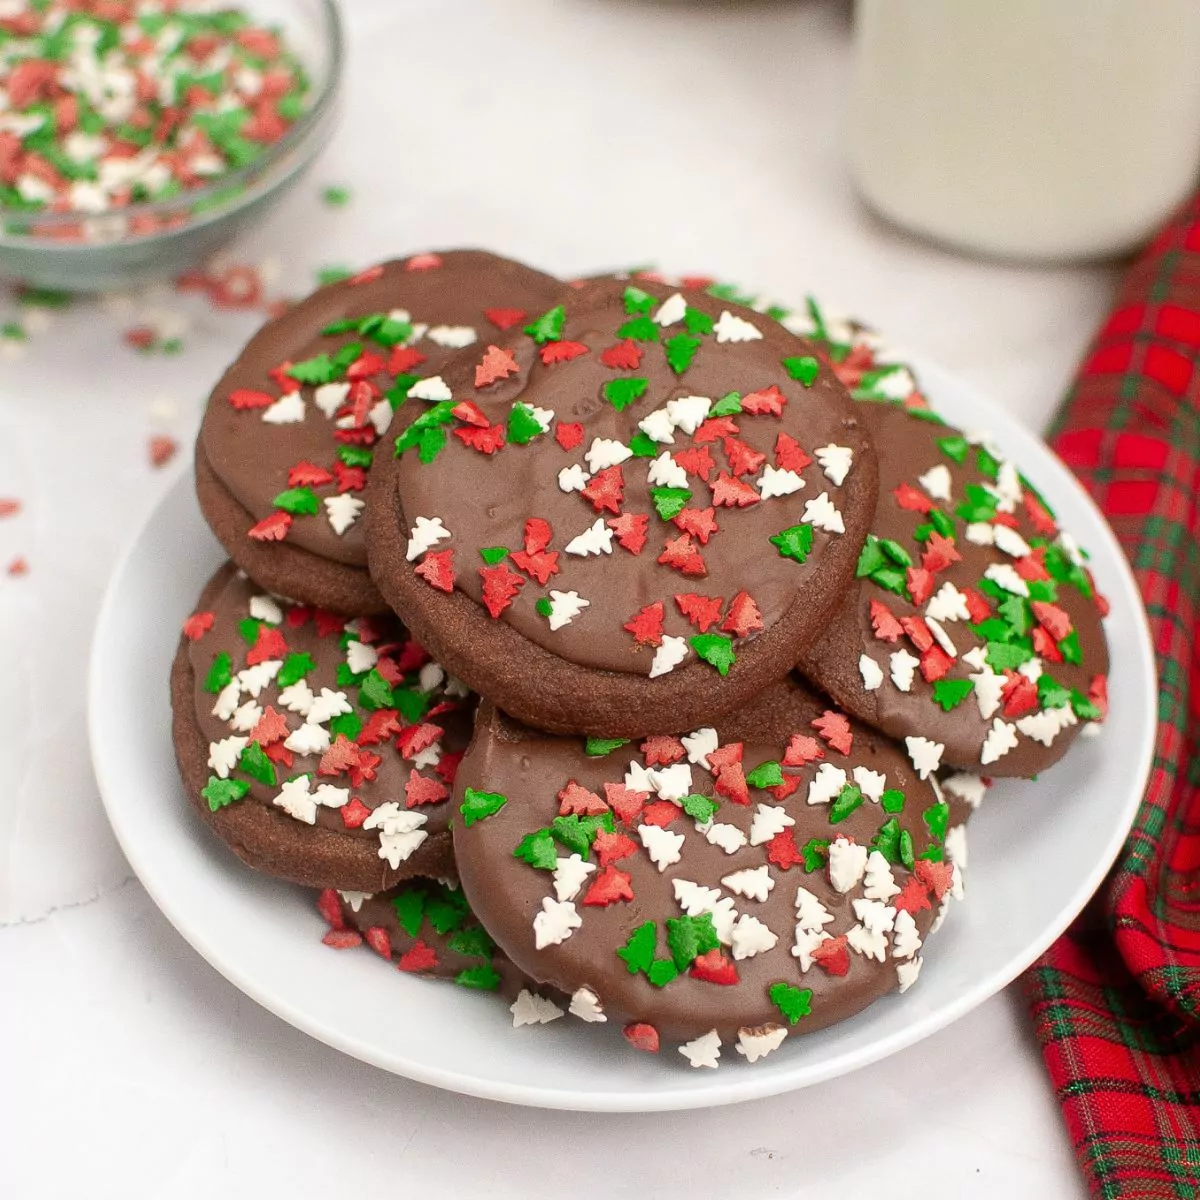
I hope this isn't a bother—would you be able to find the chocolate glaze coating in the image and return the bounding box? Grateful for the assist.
[197,250,564,603]
[453,677,958,1049]
[367,278,877,737]
[195,447,386,615]
[799,403,1109,777]
[170,562,471,891]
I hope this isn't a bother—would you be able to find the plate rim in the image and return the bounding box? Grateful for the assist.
[88,357,1157,1111]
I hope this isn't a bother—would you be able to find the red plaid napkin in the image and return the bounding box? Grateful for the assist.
[1023,193,1200,1198]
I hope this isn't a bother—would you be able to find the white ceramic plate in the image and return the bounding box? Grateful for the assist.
[89,357,1156,1111]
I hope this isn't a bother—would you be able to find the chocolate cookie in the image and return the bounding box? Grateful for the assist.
[315,879,523,994]
[170,562,476,891]
[798,403,1109,777]
[316,879,580,1030]
[451,677,963,1068]
[197,250,564,613]
[366,278,877,737]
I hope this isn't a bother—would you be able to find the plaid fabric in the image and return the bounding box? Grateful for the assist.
[1023,193,1200,1199]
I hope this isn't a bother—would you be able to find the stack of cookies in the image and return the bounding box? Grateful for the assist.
[171,250,1110,1069]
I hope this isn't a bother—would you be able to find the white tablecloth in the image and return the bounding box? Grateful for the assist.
[1,2,1120,1196]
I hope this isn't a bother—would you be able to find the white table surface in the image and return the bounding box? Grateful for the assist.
[0,2,1122,1196]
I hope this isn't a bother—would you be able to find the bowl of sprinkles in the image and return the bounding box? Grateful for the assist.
[0,0,343,290]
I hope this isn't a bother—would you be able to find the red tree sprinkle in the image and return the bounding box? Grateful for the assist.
[812,711,853,755]
[453,424,506,454]
[250,707,289,746]
[582,865,634,906]
[600,340,643,370]
[557,780,609,816]
[921,533,961,574]
[484,307,527,331]
[623,1023,660,1053]
[229,388,275,410]
[182,611,214,641]
[1032,626,1064,663]
[689,950,740,985]
[767,828,805,870]
[1001,671,1039,718]
[710,471,760,508]
[396,723,444,759]
[893,876,932,916]
[389,346,427,374]
[405,770,449,808]
[540,340,588,365]
[398,941,440,973]
[914,858,955,901]
[722,436,766,478]
[694,416,738,444]
[674,592,723,632]
[672,506,718,544]
[1032,601,1073,642]
[641,800,682,828]
[340,798,371,828]
[594,829,639,866]
[248,511,292,542]
[657,532,707,576]
[900,615,934,653]
[706,742,744,771]
[893,482,933,513]
[316,889,344,930]
[906,567,935,607]
[475,344,520,387]
[479,562,525,617]
[555,422,585,450]
[919,645,954,683]
[673,445,715,482]
[246,625,288,666]
[775,432,813,473]
[603,783,648,825]
[322,929,362,950]
[289,461,334,487]
[364,927,391,958]
[608,512,650,554]
[721,590,763,638]
[714,762,750,805]
[640,735,686,766]
[624,601,664,647]
[360,705,403,744]
[870,599,904,642]
[415,549,456,592]
[783,733,824,766]
[452,399,489,428]
[811,935,850,976]
[741,385,786,416]
[581,465,625,514]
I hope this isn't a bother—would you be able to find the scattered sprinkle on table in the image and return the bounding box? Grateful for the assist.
[148,434,178,468]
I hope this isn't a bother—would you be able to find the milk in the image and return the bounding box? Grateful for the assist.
[850,0,1200,261]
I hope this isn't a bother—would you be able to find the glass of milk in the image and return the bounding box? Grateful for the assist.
[850,0,1200,262]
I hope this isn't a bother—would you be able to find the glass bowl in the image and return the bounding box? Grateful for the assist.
[0,0,344,292]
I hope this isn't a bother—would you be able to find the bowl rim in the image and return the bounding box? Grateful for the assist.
[0,0,345,248]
